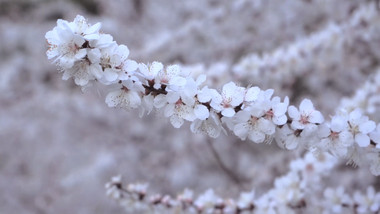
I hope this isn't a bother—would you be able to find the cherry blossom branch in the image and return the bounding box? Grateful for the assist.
[339,69,380,116]
[45,15,380,175]
[104,152,380,214]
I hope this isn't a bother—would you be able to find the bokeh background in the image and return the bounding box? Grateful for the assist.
[0,0,379,213]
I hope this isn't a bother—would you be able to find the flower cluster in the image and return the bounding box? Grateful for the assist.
[339,69,380,116]
[46,15,380,175]
[104,152,379,214]
[322,186,380,214]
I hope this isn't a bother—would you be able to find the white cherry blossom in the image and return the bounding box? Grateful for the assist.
[346,109,376,147]
[318,115,354,157]
[99,44,137,83]
[323,186,352,214]
[288,99,324,132]
[211,82,245,117]
[45,15,101,69]
[154,64,187,90]
[354,186,380,213]
[138,61,163,80]
[163,91,196,128]
[190,111,224,138]
[194,189,222,212]
[275,124,303,150]
[105,81,142,109]
[233,107,275,143]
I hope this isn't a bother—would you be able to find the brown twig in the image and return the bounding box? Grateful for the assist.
[206,138,243,187]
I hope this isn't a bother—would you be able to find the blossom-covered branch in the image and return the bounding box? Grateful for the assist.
[45,15,380,175]
[105,152,380,214]
[339,69,380,115]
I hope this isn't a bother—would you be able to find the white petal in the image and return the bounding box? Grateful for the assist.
[359,120,376,134]
[273,114,287,125]
[151,61,163,74]
[74,49,87,60]
[85,22,101,34]
[60,57,75,69]
[339,131,354,146]
[46,45,58,59]
[285,137,299,150]
[116,44,129,59]
[166,92,180,103]
[230,89,245,107]
[273,103,288,116]
[288,106,300,120]
[248,130,265,143]
[197,87,212,102]
[234,110,250,122]
[181,105,196,121]
[170,115,184,128]
[164,104,175,117]
[355,133,370,147]
[301,124,317,137]
[233,123,249,140]
[181,95,195,106]
[138,63,149,77]
[190,120,202,134]
[170,76,187,86]
[318,124,331,138]
[196,74,206,85]
[369,130,380,144]
[153,94,167,108]
[222,108,235,117]
[88,48,101,63]
[105,90,122,107]
[222,82,237,98]
[74,76,89,86]
[166,64,180,76]
[126,91,141,109]
[104,68,118,82]
[143,95,154,114]
[73,35,85,47]
[89,63,103,79]
[309,110,324,124]
[96,34,114,48]
[291,120,305,130]
[194,104,209,120]
[210,93,223,111]
[330,116,347,132]
[124,60,138,72]
[258,118,275,135]
[45,30,59,45]
[264,89,274,99]
[83,33,100,40]
[299,99,314,112]
[245,87,260,102]
[349,108,362,121]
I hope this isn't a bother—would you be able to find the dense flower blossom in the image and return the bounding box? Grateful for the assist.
[323,187,352,214]
[288,99,324,133]
[353,186,380,213]
[210,82,245,117]
[46,15,380,177]
[344,108,376,147]
[318,115,354,157]
[102,151,380,214]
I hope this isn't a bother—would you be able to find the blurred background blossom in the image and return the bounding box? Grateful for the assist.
[0,0,379,213]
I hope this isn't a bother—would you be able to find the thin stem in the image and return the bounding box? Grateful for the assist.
[206,138,243,187]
